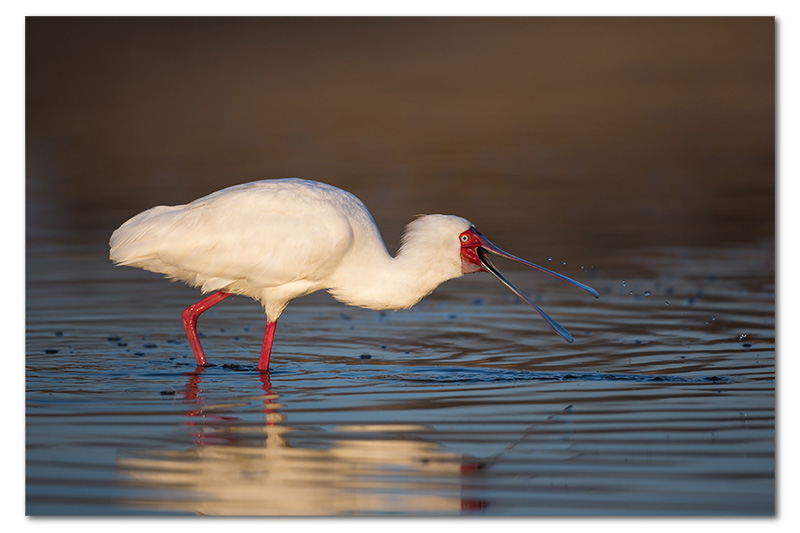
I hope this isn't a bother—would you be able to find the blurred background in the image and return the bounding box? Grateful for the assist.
[26,17,774,263]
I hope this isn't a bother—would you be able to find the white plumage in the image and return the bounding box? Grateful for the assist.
[110,178,597,372]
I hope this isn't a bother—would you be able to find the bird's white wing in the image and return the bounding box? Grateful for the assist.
[111,180,361,294]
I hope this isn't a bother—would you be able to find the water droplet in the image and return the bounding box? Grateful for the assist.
[548,257,552,261]
[738,334,747,341]
[712,315,716,321]
[665,301,670,306]
[622,281,627,287]
[629,291,634,295]
[644,291,651,296]
[581,265,585,270]
[562,261,566,265]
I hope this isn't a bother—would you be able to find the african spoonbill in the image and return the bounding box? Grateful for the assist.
[109,178,598,372]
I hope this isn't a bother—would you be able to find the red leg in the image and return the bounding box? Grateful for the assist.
[257,320,278,373]
[181,291,233,366]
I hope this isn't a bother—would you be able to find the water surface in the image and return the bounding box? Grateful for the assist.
[26,238,774,515]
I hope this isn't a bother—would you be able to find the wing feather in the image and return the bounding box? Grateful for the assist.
[110,179,361,296]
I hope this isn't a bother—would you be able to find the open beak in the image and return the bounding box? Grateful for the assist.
[464,228,599,343]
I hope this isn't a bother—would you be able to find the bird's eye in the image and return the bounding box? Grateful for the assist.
[461,234,469,242]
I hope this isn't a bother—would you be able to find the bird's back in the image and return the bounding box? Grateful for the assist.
[110,178,382,299]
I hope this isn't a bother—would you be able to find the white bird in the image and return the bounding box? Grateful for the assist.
[110,178,598,372]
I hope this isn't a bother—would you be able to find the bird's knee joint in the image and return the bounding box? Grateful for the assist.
[182,307,198,325]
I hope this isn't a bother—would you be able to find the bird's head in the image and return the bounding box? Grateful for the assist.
[401,215,598,342]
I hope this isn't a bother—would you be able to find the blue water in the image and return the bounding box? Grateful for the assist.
[26,239,774,515]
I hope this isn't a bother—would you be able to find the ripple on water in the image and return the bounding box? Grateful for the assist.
[26,240,774,515]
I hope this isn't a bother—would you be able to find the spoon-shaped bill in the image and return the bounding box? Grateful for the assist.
[477,249,575,343]
[477,237,599,299]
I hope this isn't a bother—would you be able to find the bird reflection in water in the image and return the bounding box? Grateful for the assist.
[115,368,487,515]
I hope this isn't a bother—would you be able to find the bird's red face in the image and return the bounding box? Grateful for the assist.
[459,227,487,274]
[457,225,599,343]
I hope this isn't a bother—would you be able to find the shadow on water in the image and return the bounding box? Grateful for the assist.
[180,363,735,384]
[373,366,734,384]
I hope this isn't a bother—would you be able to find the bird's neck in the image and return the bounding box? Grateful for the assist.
[327,235,463,311]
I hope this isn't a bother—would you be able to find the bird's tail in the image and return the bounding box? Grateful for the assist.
[109,205,179,268]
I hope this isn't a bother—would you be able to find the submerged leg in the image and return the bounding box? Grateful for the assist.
[181,291,233,366]
[257,320,278,373]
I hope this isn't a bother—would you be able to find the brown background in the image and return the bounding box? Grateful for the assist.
[26,17,774,263]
